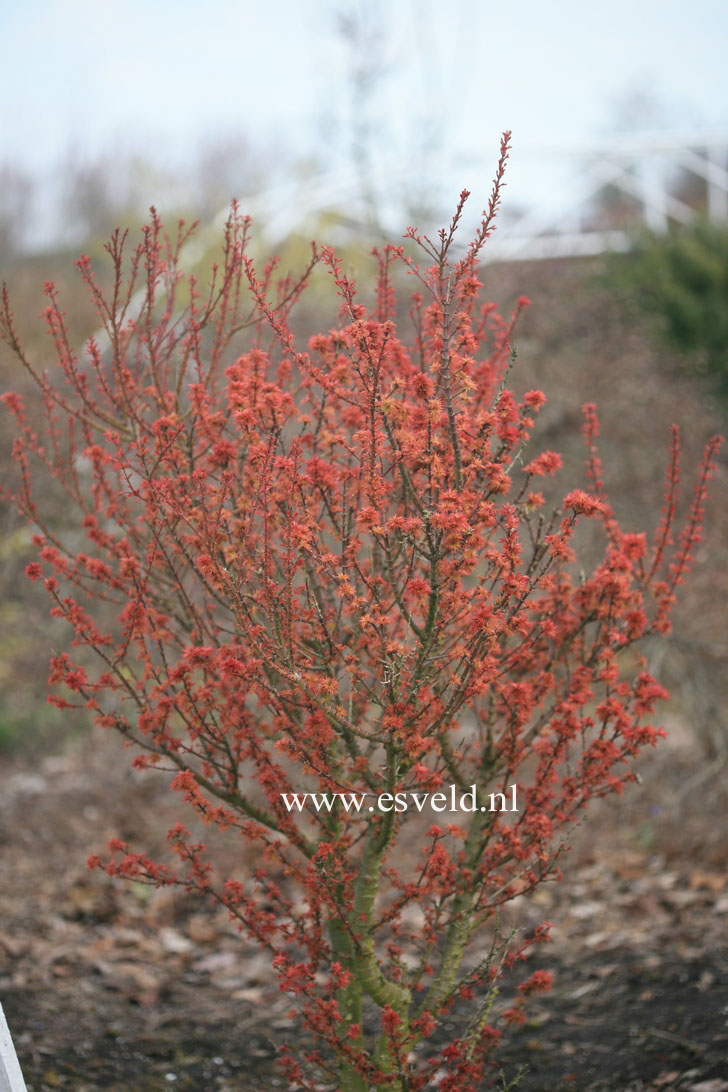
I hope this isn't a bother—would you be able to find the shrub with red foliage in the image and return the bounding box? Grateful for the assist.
[0,134,720,1090]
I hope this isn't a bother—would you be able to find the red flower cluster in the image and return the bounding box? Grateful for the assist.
[0,134,720,1091]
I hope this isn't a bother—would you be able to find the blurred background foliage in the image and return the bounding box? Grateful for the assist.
[607,220,728,402]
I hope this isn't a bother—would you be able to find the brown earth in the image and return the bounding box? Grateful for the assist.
[1,723,727,1092]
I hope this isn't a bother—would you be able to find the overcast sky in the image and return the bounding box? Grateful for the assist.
[2,0,727,237]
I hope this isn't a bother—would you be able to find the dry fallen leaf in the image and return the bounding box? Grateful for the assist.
[689,870,727,894]
[0,931,27,958]
[185,913,221,944]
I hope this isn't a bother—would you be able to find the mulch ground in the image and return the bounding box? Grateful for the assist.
[2,727,727,1091]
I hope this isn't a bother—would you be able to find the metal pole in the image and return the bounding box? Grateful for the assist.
[0,1005,27,1092]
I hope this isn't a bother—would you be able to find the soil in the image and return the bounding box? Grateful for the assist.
[1,726,727,1092]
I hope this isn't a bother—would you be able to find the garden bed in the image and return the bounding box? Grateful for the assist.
[2,729,726,1090]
